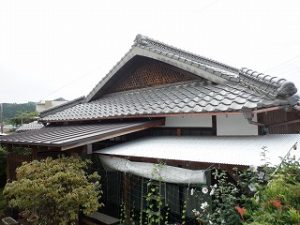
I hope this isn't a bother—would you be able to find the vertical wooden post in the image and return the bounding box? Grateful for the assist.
[6,146,12,181]
[176,128,181,136]
[32,148,38,160]
[212,115,217,135]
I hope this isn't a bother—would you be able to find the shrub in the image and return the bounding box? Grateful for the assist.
[245,157,300,225]
[3,157,103,225]
[192,154,300,225]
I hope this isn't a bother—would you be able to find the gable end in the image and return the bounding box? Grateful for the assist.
[101,56,202,96]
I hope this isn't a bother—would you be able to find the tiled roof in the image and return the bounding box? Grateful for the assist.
[40,80,294,122]
[39,35,299,122]
[16,121,44,132]
[0,120,163,150]
[86,34,297,102]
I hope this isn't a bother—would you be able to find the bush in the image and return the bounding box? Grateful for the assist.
[245,157,300,225]
[192,156,300,225]
[3,157,103,225]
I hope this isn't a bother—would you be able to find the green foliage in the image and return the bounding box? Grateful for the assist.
[2,102,36,122]
[192,153,300,225]
[144,163,169,225]
[181,200,187,225]
[9,111,38,127]
[7,146,32,156]
[120,202,127,224]
[245,157,300,225]
[145,181,164,225]
[3,157,103,225]
[0,188,5,210]
[210,170,241,225]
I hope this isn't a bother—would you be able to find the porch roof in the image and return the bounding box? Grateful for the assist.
[95,134,300,167]
[0,120,163,150]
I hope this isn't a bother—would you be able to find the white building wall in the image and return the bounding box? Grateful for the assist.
[36,100,67,113]
[165,115,212,128]
[217,114,258,136]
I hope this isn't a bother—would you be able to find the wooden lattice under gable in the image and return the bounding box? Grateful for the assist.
[102,56,203,95]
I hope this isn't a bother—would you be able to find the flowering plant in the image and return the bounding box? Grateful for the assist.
[192,153,300,225]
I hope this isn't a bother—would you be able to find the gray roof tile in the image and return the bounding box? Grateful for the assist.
[1,121,162,148]
[40,80,296,122]
[85,35,297,104]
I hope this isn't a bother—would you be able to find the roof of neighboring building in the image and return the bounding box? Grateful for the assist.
[40,80,295,122]
[0,120,163,150]
[39,34,298,123]
[95,134,300,166]
[16,121,44,132]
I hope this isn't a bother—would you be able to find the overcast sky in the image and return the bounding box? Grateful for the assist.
[1,0,300,103]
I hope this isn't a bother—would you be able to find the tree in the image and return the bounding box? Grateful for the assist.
[9,111,38,127]
[3,157,103,225]
[2,102,36,122]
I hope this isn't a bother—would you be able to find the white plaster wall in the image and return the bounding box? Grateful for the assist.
[217,114,258,136]
[165,115,212,127]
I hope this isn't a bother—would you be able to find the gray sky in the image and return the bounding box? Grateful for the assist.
[1,0,300,103]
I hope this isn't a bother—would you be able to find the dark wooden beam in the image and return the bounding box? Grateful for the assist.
[40,111,242,124]
[267,119,300,128]
[254,106,287,114]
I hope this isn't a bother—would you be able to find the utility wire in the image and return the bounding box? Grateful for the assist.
[263,54,300,73]
[44,66,103,99]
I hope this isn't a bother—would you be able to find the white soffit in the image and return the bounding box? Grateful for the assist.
[95,135,300,167]
[216,114,258,136]
[165,115,212,128]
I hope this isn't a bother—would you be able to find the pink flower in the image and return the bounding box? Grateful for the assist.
[235,206,246,219]
[271,200,282,209]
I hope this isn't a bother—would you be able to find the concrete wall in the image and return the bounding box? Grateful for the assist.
[216,114,258,136]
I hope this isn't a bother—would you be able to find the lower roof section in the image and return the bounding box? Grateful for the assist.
[95,134,300,167]
[0,120,163,150]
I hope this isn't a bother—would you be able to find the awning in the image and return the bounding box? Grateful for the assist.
[0,120,163,150]
[95,134,300,166]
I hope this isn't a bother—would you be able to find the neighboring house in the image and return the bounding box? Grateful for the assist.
[1,34,300,223]
[3,124,14,133]
[36,98,68,113]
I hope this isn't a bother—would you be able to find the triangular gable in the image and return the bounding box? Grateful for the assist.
[97,56,204,96]
[86,35,240,102]
[86,34,297,103]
